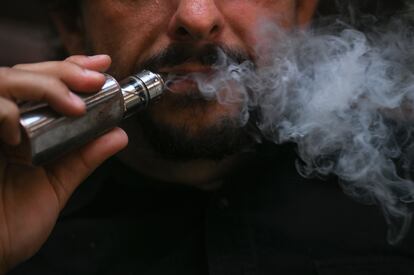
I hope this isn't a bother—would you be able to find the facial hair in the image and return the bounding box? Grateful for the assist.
[130,43,258,161]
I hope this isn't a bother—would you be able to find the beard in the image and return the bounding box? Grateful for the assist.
[109,42,259,161]
[134,91,257,161]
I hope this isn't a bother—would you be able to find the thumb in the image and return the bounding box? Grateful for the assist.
[45,127,128,209]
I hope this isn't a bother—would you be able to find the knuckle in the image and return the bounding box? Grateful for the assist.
[11,63,33,70]
[0,67,11,79]
[0,100,18,120]
[11,64,24,70]
[64,55,79,63]
[65,55,86,63]
[50,61,70,71]
[59,61,84,76]
[46,61,79,75]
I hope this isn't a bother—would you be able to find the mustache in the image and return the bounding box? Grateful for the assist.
[137,43,251,72]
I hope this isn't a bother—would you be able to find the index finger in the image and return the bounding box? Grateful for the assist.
[13,60,107,93]
[0,67,86,116]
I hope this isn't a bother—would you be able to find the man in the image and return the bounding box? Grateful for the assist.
[1,0,414,274]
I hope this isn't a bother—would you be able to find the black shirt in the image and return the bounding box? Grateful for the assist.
[9,145,414,275]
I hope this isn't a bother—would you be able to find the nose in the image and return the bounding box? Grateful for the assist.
[168,0,224,41]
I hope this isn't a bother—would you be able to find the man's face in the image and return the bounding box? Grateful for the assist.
[72,0,317,160]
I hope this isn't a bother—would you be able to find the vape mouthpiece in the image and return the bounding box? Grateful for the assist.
[14,70,166,165]
[120,70,165,117]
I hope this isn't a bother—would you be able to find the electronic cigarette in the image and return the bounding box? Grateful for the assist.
[15,70,165,165]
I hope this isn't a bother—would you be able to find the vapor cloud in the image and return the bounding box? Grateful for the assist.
[179,3,414,244]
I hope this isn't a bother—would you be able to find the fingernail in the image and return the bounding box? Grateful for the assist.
[88,54,109,61]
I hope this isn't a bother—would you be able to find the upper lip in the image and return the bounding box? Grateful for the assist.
[159,63,213,75]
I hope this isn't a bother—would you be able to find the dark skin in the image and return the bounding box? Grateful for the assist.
[0,0,318,272]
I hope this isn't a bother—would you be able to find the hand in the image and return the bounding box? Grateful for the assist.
[0,55,128,273]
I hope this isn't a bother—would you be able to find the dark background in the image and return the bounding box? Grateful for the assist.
[0,0,409,66]
[0,1,55,66]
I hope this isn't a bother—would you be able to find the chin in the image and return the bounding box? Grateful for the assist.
[136,93,255,161]
[150,92,243,136]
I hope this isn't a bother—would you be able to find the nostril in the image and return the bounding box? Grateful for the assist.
[211,25,219,34]
[175,24,220,40]
[176,27,189,37]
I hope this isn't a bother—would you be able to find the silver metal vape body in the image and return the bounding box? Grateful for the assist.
[17,71,165,165]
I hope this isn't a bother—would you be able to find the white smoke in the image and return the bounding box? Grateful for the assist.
[179,6,414,244]
[256,21,414,246]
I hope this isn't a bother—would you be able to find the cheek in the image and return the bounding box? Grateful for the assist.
[81,0,171,77]
[220,0,296,56]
